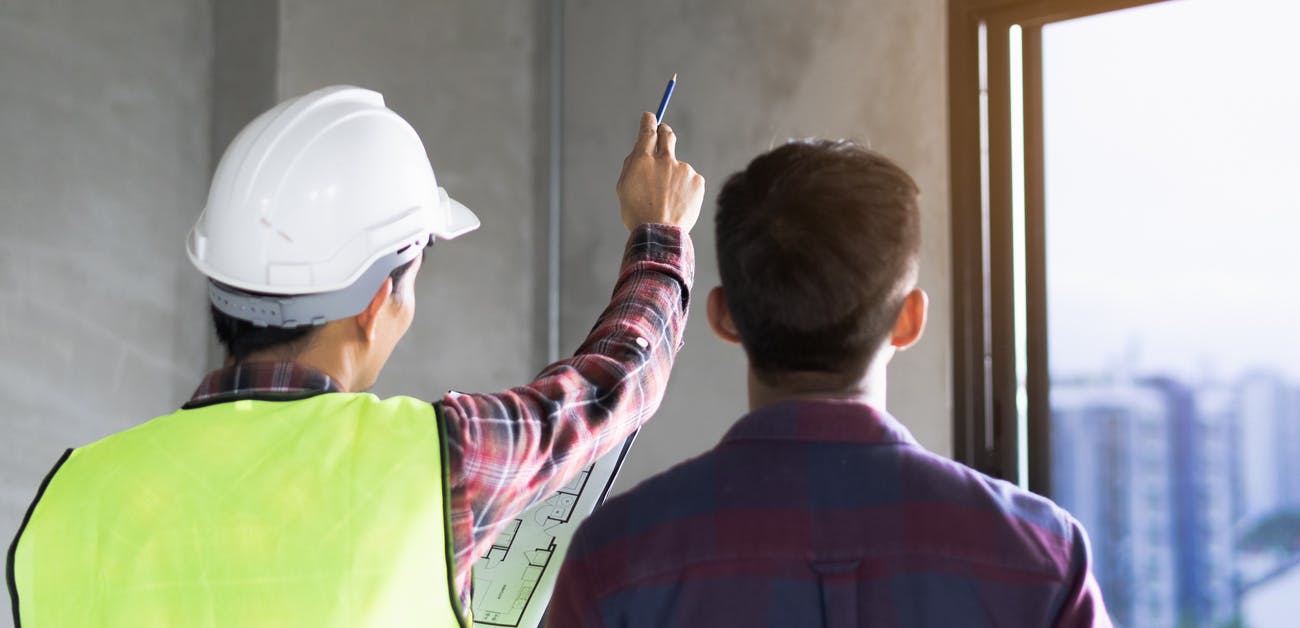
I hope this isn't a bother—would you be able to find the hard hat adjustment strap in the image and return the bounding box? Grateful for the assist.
[208,241,426,328]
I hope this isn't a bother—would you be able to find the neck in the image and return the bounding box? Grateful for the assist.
[233,324,369,392]
[293,344,364,392]
[746,353,890,412]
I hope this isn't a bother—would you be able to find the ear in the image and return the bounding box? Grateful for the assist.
[354,277,394,343]
[706,287,743,345]
[890,288,929,351]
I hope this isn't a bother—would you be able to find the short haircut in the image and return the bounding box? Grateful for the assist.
[211,256,420,363]
[714,139,921,384]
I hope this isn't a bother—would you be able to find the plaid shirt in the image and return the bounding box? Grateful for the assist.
[189,224,693,606]
[547,399,1111,628]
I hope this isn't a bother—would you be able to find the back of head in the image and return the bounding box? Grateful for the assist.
[715,140,921,386]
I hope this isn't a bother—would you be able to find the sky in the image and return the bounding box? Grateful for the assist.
[1042,0,1300,382]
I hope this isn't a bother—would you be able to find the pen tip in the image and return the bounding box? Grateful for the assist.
[672,73,678,81]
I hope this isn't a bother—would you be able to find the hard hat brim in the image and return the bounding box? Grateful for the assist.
[432,190,481,240]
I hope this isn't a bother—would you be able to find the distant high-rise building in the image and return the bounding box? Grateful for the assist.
[1235,372,1300,521]
[1052,380,1176,628]
[1232,371,1300,599]
[1278,386,1300,510]
[1145,377,1235,627]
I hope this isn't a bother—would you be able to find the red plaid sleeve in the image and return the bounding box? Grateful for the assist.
[438,223,695,599]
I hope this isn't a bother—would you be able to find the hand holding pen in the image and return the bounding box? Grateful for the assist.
[617,75,704,233]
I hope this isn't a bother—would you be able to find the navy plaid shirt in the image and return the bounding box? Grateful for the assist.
[548,399,1111,628]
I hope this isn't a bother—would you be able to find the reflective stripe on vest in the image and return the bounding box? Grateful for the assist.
[9,393,467,627]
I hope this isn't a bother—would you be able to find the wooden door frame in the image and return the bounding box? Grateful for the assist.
[947,0,1167,493]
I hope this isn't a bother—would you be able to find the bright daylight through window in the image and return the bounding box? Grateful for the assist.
[1042,1,1300,626]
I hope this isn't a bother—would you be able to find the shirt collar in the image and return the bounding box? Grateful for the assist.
[188,361,340,406]
[719,398,920,448]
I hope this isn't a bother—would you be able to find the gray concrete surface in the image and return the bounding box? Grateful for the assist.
[278,0,551,397]
[558,0,952,491]
[0,4,213,625]
[211,0,280,169]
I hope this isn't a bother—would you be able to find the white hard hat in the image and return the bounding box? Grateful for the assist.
[187,85,480,327]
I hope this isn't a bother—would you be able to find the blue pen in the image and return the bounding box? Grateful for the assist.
[654,73,677,125]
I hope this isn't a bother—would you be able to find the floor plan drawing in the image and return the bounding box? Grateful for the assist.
[471,433,636,628]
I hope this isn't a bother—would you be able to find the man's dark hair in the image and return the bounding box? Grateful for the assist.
[715,139,921,385]
[212,255,420,363]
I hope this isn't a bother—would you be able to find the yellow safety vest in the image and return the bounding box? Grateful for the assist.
[8,392,468,627]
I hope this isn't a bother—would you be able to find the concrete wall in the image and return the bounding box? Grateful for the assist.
[558,0,952,490]
[277,0,552,397]
[0,2,213,623]
[256,0,952,494]
[203,0,952,497]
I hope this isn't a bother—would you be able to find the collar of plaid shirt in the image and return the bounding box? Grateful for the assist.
[547,397,1109,627]
[188,361,340,407]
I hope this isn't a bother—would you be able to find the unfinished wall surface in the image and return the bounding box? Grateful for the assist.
[558,0,952,491]
[0,2,212,622]
[277,0,550,398]
[272,0,952,496]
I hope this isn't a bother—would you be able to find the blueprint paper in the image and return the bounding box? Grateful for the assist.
[471,433,637,627]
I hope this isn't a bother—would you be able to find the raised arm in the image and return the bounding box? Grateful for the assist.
[440,112,705,592]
